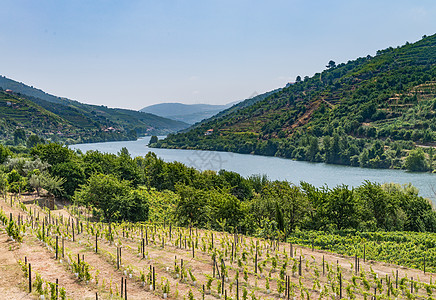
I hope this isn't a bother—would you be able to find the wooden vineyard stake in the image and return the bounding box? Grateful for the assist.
[339,273,342,299]
[299,256,302,276]
[254,246,258,273]
[192,241,195,258]
[285,275,288,296]
[215,259,221,278]
[236,278,239,300]
[121,277,123,297]
[142,238,145,259]
[221,274,224,295]
[55,236,58,260]
[28,263,32,293]
[152,266,155,291]
[181,259,184,279]
[287,276,290,300]
[388,276,390,296]
[357,257,360,272]
[95,233,98,253]
[124,277,127,300]
[213,257,215,278]
[322,255,325,276]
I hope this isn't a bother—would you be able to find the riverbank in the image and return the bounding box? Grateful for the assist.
[71,137,436,202]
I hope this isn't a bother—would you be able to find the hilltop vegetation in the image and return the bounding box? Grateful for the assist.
[0,77,189,145]
[154,34,436,172]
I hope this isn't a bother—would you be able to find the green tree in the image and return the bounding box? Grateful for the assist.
[355,181,397,230]
[149,136,158,145]
[26,134,43,148]
[326,60,336,69]
[31,143,74,166]
[405,149,428,172]
[13,128,26,145]
[0,144,11,164]
[0,171,8,197]
[82,150,117,178]
[51,162,85,198]
[28,170,44,196]
[218,170,252,200]
[116,148,140,185]
[74,173,147,222]
[325,185,358,229]
[23,158,50,176]
[253,181,309,234]
[7,169,26,194]
[42,173,65,198]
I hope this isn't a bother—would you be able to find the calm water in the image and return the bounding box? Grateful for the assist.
[71,137,436,202]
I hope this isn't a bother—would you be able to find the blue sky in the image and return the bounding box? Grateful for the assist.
[1,1,435,109]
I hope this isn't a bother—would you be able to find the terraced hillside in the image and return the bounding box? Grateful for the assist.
[155,34,436,172]
[0,78,189,144]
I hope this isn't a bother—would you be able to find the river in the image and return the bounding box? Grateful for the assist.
[71,137,436,202]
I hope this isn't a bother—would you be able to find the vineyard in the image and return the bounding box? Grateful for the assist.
[1,194,436,299]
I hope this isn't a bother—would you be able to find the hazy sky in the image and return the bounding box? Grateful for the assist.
[1,1,435,110]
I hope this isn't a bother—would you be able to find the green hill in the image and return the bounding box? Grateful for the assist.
[154,34,436,172]
[0,91,86,143]
[0,77,189,144]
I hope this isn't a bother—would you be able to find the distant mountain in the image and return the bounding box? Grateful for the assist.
[140,102,233,124]
[0,76,189,144]
[153,34,436,172]
[192,89,281,127]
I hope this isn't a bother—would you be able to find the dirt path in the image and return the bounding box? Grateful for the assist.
[0,231,33,300]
